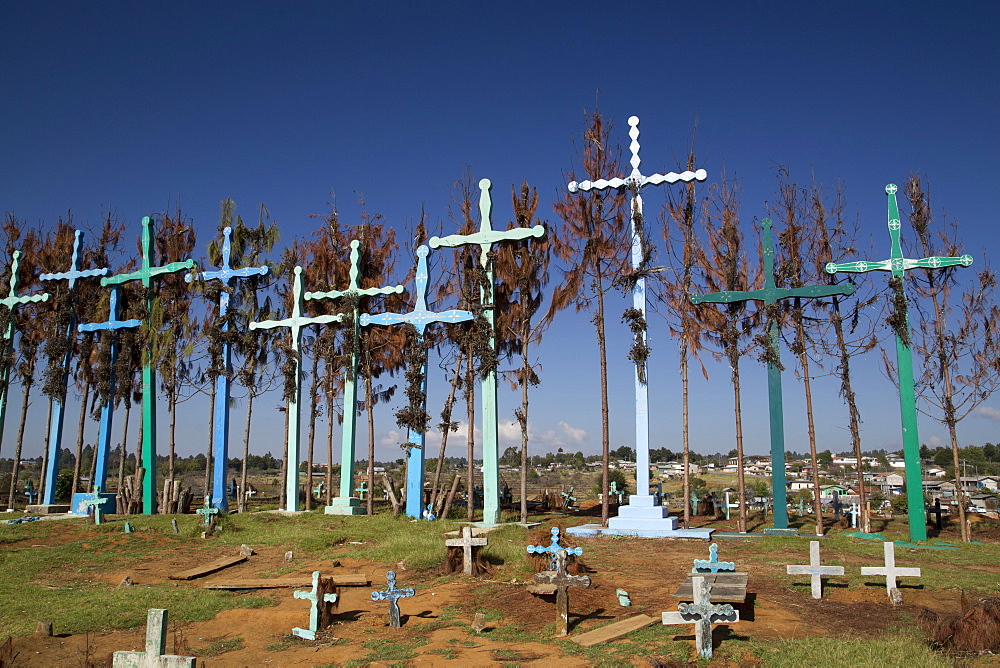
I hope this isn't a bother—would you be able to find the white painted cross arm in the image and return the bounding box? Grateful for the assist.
[569,169,706,193]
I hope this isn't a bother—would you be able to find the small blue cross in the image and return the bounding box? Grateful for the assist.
[527,527,582,570]
[693,543,735,573]
[370,570,414,628]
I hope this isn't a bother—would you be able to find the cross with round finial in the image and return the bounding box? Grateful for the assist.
[370,570,415,628]
[527,527,583,571]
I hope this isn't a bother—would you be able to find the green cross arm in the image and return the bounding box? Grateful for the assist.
[826,255,973,275]
[101,217,195,287]
[692,283,854,306]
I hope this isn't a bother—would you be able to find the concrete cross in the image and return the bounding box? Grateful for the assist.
[196,504,219,527]
[112,608,196,667]
[361,244,473,517]
[445,526,488,575]
[370,570,415,628]
[102,217,194,515]
[39,230,108,503]
[570,116,707,513]
[249,266,345,511]
[84,485,111,525]
[692,218,855,530]
[826,184,972,543]
[186,226,269,512]
[293,571,338,640]
[786,541,844,599]
[305,239,404,511]
[860,541,921,602]
[527,527,582,571]
[429,178,545,524]
[662,576,739,659]
[533,549,592,636]
[693,543,735,573]
[724,492,739,521]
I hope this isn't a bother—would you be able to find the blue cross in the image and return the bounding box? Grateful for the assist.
[293,571,339,640]
[693,543,735,573]
[527,527,583,570]
[370,570,415,628]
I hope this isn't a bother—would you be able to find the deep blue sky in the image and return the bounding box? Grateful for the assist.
[2,2,998,465]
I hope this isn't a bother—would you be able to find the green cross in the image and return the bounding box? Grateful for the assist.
[826,184,972,543]
[0,250,50,466]
[691,218,855,529]
[84,485,110,525]
[429,178,545,524]
[100,217,194,515]
[304,239,405,503]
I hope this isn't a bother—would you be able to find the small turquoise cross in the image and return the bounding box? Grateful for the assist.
[84,485,110,525]
[293,571,338,640]
[527,527,582,570]
[693,543,735,573]
[196,504,219,527]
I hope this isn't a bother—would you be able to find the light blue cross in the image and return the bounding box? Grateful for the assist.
[371,570,414,628]
[693,543,735,573]
[293,571,338,639]
[527,527,582,570]
[84,485,110,525]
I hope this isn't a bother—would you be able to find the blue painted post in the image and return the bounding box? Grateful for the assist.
[39,230,107,502]
[430,179,545,525]
[361,245,473,518]
[186,227,269,511]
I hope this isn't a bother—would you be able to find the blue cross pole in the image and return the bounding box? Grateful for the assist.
[569,116,706,510]
[250,267,345,511]
[304,240,404,513]
[186,227,269,511]
[0,250,50,474]
[430,178,545,525]
[39,230,108,503]
[362,245,473,518]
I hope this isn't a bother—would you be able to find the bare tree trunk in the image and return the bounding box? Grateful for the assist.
[441,472,461,520]
[71,383,91,495]
[519,333,530,524]
[681,337,691,529]
[829,297,868,532]
[7,382,33,508]
[948,419,969,542]
[365,374,375,516]
[595,281,611,527]
[794,313,824,536]
[325,387,334,506]
[465,346,476,522]
[430,354,462,509]
[240,392,254,513]
[39,397,53,501]
[117,401,131,494]
[305,353,320,511]
[728,341,748,534]
[168,389,177,487]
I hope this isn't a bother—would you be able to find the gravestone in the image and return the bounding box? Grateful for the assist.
[927,499,945,532]
[851,502,859,529]
[371,570,414,628]
[561,487,577,510]
[662,576,739,659]
[527,527,582,571]
[832,491,843,522]
[293,571,338,640]
[786,541,844,599]
[693,543,735,574]
[85,486,111,525]
[445,526,487,575]
[196,504,219,527]
[860,541,921,604]
[725,492,739,521]
[112,608,196,667]
[533,549,592,636]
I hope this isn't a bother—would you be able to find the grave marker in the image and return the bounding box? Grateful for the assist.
[527,527,582,570]
[533,549,592,636]
[693,543,735,573]
[196,504,219,527]
[927,499,945,532]
[292,571,338,640]
[786,541,844,599]
[370,570,414,628]
[445,526,487,575]
[662,576,739,659]
[85,486,110,525]
[112,608,196,667]
[860,541,921,603]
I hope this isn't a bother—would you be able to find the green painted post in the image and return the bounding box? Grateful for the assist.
[826,184,972,543]
[429,178,544,525]
[303,240,404,512]
[102,217,194,515]
[692,218,855,529]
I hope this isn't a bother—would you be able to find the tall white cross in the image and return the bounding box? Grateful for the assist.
[786,541,844,599]
[568,116,706,499]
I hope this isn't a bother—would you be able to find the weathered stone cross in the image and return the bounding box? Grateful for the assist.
[362,244,473,517]
[860,541,921,603]
[527,527,582,571]
[662,576,739,659]
[533,549,592,636]
[692,218,855,530]
[786,540,844,599]
[84,485,111,525]
[112,608,196,667]
[429,178,544,524]
[304,240,403,514]
[102,217,194,515]
[249,266,345,511]
[187,226,269,512]
[370,570,415,628]
[693,543,735,573]
[293,571,338,640]
[445,526,488,575]
[39,230,107,503]
[826,184,972,543]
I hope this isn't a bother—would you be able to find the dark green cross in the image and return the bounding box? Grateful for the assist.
[826,184,972,543]
[691,218,855,529]
[102,216,194,515]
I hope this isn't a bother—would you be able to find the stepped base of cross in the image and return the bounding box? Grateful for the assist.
[324,497,365,516]
[25,504,70,515]
[567,495,714,539]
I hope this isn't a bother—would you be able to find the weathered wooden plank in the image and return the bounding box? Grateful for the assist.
[569,614,657,647]
[527,583,557,595]
[202,574,370,589]
[673,572,748,602]
[167,555,247,580]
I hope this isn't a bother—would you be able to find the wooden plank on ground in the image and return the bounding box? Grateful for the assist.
[672,572,748,602]
[570,614,658,646]
[527,583,557,595]
[168,555,247,580]
[203,574,370,589]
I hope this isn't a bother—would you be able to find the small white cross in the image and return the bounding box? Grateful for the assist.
[860,541,920,602]
[112,609,196,667]
[445,526,488,575]
[786,541,844,599]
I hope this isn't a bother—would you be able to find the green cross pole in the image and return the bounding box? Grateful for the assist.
[249,267,346,512]
[303,240,404,512]
[0,250,50,462]
[691,218,855,529]
[429,178,545,525]
[826,184,972,543]
[102,217,194,515]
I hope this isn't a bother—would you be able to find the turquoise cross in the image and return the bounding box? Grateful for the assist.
[293,571,338,640]
[196,503,219,527]
[527,527,583,570]
[692,543,735,573]
[84,485,110,525]
[826,184,972,544]
[691,218,855,529]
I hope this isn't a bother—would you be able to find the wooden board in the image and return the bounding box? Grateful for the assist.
[672,572,748,602]
[202,574,370,589]
[569,614,658,646]
[167,555,247,580]
[527,583,557,595]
